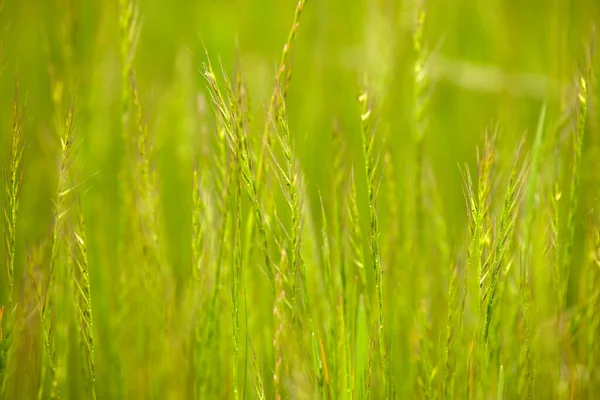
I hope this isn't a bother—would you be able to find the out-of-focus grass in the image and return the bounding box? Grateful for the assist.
[0,0,599,398]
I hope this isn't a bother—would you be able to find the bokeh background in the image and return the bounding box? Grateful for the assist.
[1,0,599,271]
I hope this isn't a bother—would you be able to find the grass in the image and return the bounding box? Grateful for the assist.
[0,0,600,399]
[0,83,24,398]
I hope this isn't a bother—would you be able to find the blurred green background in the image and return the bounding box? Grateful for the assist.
[0,0,599,396]
[1,0,598,283]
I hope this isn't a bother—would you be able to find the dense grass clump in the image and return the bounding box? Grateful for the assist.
[0,0,600,398]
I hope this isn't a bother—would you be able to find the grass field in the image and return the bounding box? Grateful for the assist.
[1,0,600,398]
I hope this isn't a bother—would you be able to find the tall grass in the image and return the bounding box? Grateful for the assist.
[0,1,599,399]
[0,84,24,398]
[358,87,388,393]
[3,84,24,313]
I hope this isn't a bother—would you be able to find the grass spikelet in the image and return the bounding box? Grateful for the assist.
[3,83,25,313]
[347,169,368,301]
[130,71,160,256]
[478,142,527,397]
[269,89,303,318]
[233,0,309,311]
[358,86,387,391]
[118,0,141,127]
[38,101,76,400]
[413,0,428,142]
[1,84,25,392]
[561,70,589,308]
[482,139,527,346]
[256,0,308,185]
[203,56,274,285]
[460,131,495,395]
[69,197,97,400]
[411,0,429,245]
[197,62,235,397]
[225,64,254,400]
[470,132,494,318]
